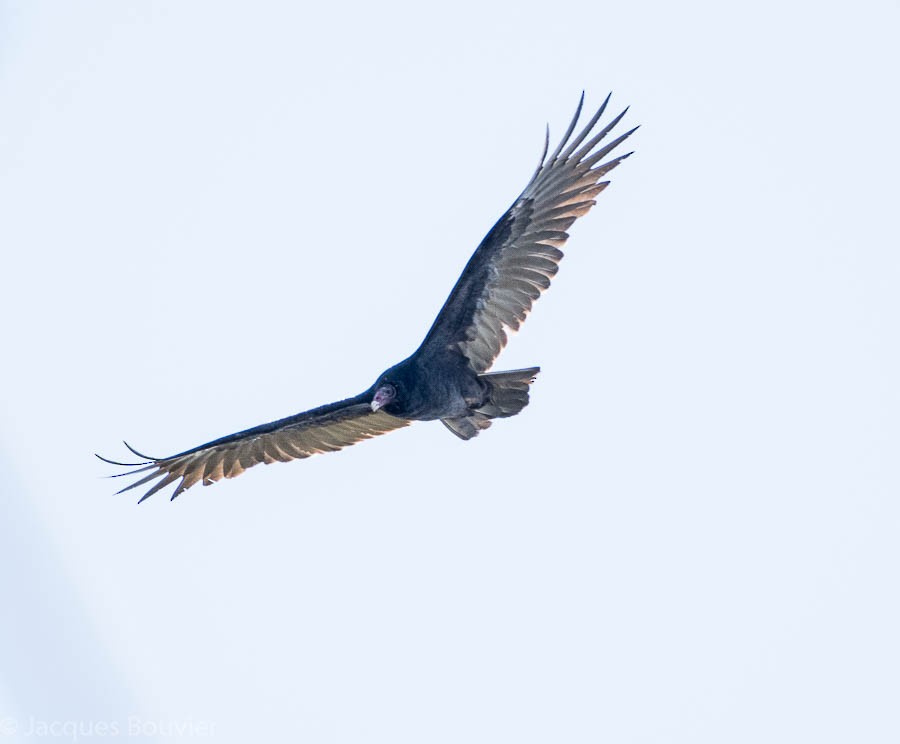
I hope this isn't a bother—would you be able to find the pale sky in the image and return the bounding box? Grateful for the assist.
[1,1,898,742]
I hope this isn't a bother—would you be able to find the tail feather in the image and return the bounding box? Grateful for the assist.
[441,367,539,440]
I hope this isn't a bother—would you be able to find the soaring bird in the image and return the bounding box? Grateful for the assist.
[99,94,637,502]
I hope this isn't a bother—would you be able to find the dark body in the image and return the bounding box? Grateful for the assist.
[100,94,637,502]
[376,350,487,421]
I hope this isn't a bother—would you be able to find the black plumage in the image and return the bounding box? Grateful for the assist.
[99,93,637,502]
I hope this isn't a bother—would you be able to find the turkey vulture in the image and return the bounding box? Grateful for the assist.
[99,93,637,502]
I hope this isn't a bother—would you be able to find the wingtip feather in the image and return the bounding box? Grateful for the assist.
[546,94,585,165]
[95,452,148,467]
[123,440,158,461]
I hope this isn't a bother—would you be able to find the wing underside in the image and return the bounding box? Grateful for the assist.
[420,93,637,373]
[99,398,409,502]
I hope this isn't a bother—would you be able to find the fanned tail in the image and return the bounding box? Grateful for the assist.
[441,367,540,440]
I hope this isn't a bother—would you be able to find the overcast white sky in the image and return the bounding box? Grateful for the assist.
[1,1,898,742]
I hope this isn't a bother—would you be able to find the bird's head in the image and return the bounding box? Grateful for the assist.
[370,382,397,412]
[370,358,425,417]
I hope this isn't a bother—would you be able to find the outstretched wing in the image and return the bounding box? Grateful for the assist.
[419,93,637,373]
[98,394,410,503]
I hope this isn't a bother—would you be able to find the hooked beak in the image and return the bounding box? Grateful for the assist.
[371,387,391,412]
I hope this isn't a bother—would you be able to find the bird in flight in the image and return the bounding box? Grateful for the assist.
[99,93,637,502]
